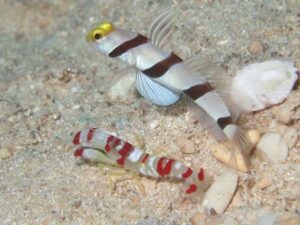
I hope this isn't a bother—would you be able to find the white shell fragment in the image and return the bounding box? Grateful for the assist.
[257,212,278,225]
[231,60,298,112]
[176,137,196,154]
[201,169,238,214]
[283,128,299,149]
[0,147,13,160]
[256,132,288,163]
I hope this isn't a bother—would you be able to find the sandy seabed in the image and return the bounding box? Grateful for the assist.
[0,0,299,224]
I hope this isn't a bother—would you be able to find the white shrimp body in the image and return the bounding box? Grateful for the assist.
[73,128,209,195]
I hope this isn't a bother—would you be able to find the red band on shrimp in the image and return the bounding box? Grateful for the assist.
[73,131,81,145]
[185,184,197,194]
[182,168,193,179]
[87,128,96,142]
[141,154,149,163]
[105,135,114,152]
[157,158,174,177]
[157,158,166,176]
[116,142,133,166]
[74,148,84,157]
[113,138,121,147]
[198,168,205,181]
[164,159,174,175]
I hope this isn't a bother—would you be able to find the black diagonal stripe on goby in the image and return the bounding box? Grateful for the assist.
[108,34,148,57]
[217,116,233,129]
[183,82,214,100]
[142,53,183,78]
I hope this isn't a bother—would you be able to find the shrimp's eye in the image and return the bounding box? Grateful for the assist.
[93,31,103,40]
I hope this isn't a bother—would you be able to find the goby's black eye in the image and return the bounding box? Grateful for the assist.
[94,33,102,40]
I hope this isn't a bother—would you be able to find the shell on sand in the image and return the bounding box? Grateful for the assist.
[231,60,298,112]
[201,169,238,214]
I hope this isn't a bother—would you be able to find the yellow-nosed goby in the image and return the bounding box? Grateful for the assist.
[86,11,252,159]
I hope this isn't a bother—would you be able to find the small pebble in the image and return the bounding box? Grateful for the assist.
[176,138,196,154]
[136,217,159,225]
[257,212,278,225]
[115,117,129,130]
[149,120,159,129]
[72,104,81,110]
[190,212,206,225]
[293,108,300,120]
[0,147,14,160]
[107,73,138,104]
[256,132,288,163]
[272,108,292,124]
[72,199,82,208]
[247,41,266,54]
[201,169,238,214]
[283,128,299,149]
[256,177,272,190]
[123,209,139,220]
[52,113,61,120]
[277,216,300,225]
[287,181,300,200]
[191,213,225,225]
